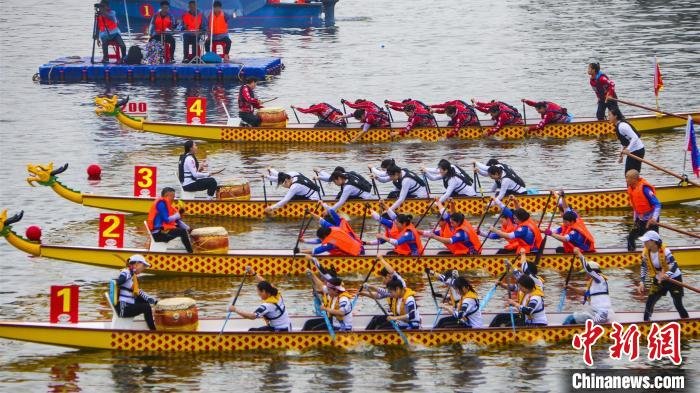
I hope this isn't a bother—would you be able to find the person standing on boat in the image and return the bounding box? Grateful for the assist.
[424,199,481,255]
[429,100,480,138]
[587,62,620,120]
[435,276,483,329]
[637,231,689,321]
[228,271,292,332]
[303,268,354,331]
[114,255,158,330]
[291,103,347,128]
[178,140,218,199]
[472,99,523,136]
[95,0,126,63]
[384,164,429,212]
[238,77,263,126]
[421,159,477,202]
[205,0,232,60]
[473,160,527,201]
[625,170,660,251]
[521,99,573,131]
[563,248,614,325]
[263,169,321,215]
[610,108,645,174]
[340,99,391,143]
[147,187,194,253]
[148,1,176,62]
[180,0,207,63]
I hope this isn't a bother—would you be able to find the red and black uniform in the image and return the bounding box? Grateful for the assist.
[238,84,263,126]
[590,71,619,120]
[474,101,523,135]
[149,12,176,61]
[522,100,570,131]
[386,99,436,136]
[296,103,346,128]
[345,100,390,128]
[431,100,480,137]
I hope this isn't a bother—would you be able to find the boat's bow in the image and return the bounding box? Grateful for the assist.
[0,210,41,256]
[94,95,144,130]
[27,162,83,204]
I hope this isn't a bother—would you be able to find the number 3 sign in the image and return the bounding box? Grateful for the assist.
[134,166,157,197]
[98,213,125,248]
[50,285,79,323]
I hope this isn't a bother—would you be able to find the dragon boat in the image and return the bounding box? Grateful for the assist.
[27,162,700,219]
[95,96,700,143]
[3,210,699,276]
[1,311,698,352]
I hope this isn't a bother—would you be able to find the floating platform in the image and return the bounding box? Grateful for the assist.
[37,56,284,84]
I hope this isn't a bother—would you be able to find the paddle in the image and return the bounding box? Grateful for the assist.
[661,276,700,294]
[370,176,382,199]
[341,101,347,115]
[522,100,527,127]
[424,268,442,328]
[414,198,437,228]
[384,104,395,123]
[533,193,562,265]
[480,256,516,310]
[622,152,700,187]
[351,257,379,309]
[290,106,301,124]
[220,266,252,335]
[370,295,410,347]
[423,173,432,195]
[292,208,311,256]
[475,198,494,234]
[313,170,326,197]
[607,97,700,125]
[506,272,517,333]
[537,192,554,227]
[656,222,700,240]
[262,177,268,205]
[478,209,504,253]
[557,254,577,312]
[358,203,369,241]
[306,269,335,341]
[473,163,485,199]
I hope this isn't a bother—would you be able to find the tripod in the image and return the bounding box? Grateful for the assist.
[90,6,100,64]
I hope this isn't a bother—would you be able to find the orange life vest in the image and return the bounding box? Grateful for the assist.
[210,10,229,35]
[337,218,359,241]
[153,13,173,33]
[97,15,118,32]
[441,220,480,255]
[323,227,363,256]
[627,178,656,216]
[561,217,597,253]
[147,198,178,231]
[182,11,203,30]
[501,218,520,251]
[394,224,424,256]
[511,218,543,253]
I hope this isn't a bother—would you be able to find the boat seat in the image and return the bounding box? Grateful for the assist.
[105,292,135,329]
[106,41,122,63]
[144,221,185,252]
[175,171,207,199]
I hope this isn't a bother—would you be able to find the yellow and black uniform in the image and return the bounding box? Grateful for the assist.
[641,245,688,321]
[249,293,291,332]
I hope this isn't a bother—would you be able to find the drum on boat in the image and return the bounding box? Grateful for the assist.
[216,178,251,200]
[257,107,288,128]
[190,226,229,254]
[154,297,199,331]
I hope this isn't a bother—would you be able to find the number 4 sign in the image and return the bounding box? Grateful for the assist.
[99,213,125,248]
[50,285,79,323]
[186,97,206,124]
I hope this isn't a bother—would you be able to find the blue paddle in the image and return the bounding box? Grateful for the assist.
[557,254,577,312]
[371,296,410,347]
[220,266,252,335]
[307,270,335,341]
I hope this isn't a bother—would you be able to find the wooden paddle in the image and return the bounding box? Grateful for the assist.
[478,209,504,252]
[219,266,252,335]
[371,177,382,199]
[358,203,369,241]
[473,163,485,199]
[262,177,268,205]
[290,106,301,124]
[534,193,562,265]
[557,254,577,312]
[313,170,326,196]
[292,209,311,256]
[475,198,494,234]
[414,198,437,227]
[607,97,699,125]
[657,222,700,239]
[661,276,700,294]
[622,152,700,187]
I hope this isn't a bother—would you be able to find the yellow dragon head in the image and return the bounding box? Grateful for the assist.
[27,162,68,187]
[0,209,24,237]
[94,95,129,116]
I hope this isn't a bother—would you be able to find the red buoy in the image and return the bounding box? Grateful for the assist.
[25,225,42,242]
[87,164,102,180]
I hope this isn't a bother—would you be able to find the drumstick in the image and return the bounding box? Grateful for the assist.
[210,168,225,175]
[261,97,278,104]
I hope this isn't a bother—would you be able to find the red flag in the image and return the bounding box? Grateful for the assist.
[654,58,664,97]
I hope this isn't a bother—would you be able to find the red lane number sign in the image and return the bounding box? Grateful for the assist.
[139,3,154,18]
[50,285,79,323]
[186,97,206,124]
[99,213,125,248]
[122,101,148,116]
[134,166,157,197]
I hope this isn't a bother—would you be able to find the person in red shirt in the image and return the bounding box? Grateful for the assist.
[588,62,620,120]
[341,99,390,143]
[238,77,263,126]
[149,1,176,62]
[291,103,346,128]
[521,99,572,131]
[389,104,436,137]
[95,0,127,63]
[430,100,480,137]
[472,99,523,136]
[385,99,431,113]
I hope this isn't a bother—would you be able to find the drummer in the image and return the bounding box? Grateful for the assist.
[147,187,194,253]
[228,270,292,332]
[113,254,158,330]
[238,77,263,126]
[178,140,218,199]
[263,168,321,215]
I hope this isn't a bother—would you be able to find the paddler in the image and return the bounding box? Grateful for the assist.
[238,77,263,126]
[424,199,481,255]
[360,255,409,329]
[308,201,361,241]
[521,99,573,131]
[471,99,523,136]
[291,103,347,128]
[429,100,480,137]
[113,254,158,330]
[178,140,218,199]
[368,158,399,198]
[303,260,354,331]
[363,275,421,330]
[146,187,193,253]
[323,170,375,210]
[489,249,546,327]
[587,62,620,120]
[547,190,597,253]
[435,275,483,328]
[625,169,660,251]
[263,168,321,215]
[473,159,527,201]
[563,248,614,324]
[610,108,645,174]
[420,159,477,202]
[385,164,429,211]
[507,274,548,326]
[371,209,424,256]
[480,196,520,254]
[228,270,292,331]
[384,101,437,137]
[300,225,363,256]
[637,231,689,321]
[340,99,391,143]
[148,1,176,62]
[385,98,431,112]
[489,206,543,254]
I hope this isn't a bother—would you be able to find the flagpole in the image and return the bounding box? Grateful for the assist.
[654,56,660,113]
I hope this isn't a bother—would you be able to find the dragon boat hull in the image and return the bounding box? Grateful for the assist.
[1,312,698,352]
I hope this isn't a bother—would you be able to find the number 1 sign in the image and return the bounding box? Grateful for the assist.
[50,285,79,323]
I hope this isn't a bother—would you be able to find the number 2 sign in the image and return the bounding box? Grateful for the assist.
[50,285,79,323]
[134,166,157,197]
[98,213,125,248]
[186,97,206,124]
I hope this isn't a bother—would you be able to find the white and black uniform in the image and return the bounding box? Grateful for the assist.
[318,170,374,211]
[388,169,429,211]
[324,287,353,330]
[423,165,476,202]
[571,255,613,324]
[616,120,645,173]
[475,161,526,201]
[178,153,218,197]
[266,169,321,210]
[114,267,157,330]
